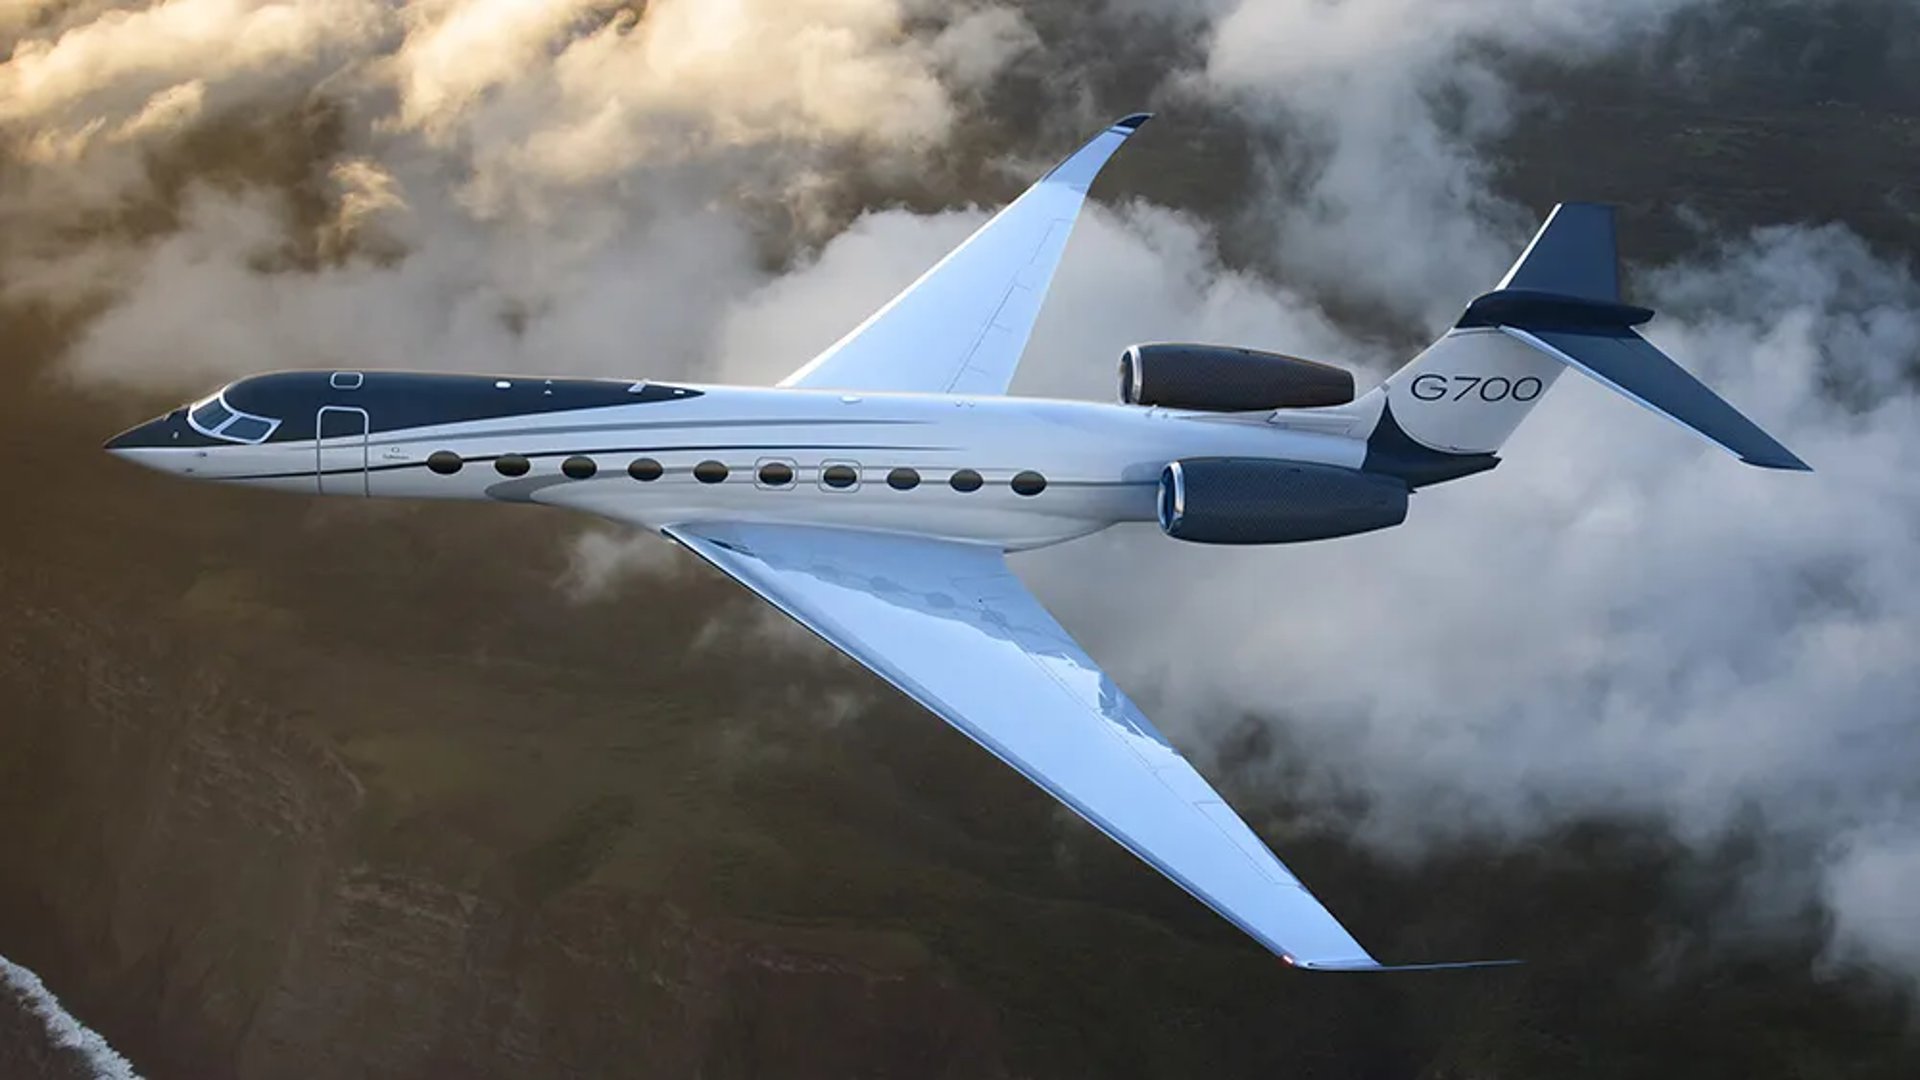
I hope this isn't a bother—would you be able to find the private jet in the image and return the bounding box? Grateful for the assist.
[107,114,1807,971]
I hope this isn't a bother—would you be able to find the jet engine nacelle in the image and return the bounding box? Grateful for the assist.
[1158,458,1408,545]
[1119,344,1355,412]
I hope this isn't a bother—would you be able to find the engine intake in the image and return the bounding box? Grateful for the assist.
[1120,344,1355,412]
[1158,458,1408,545]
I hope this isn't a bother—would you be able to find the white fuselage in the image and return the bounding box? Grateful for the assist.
[120,382,1375,549]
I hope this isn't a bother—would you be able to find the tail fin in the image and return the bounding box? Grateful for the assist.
[1495,202,1624,302]
[1360,202,1809,487]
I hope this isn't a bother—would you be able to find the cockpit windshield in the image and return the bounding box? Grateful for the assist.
[190,398,232,431]
[222,415,272,441]
[187,390,279,444]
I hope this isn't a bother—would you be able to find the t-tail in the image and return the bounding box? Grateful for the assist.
[1359,202,1810,488]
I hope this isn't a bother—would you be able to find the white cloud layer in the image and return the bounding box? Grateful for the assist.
[1200,0,1698,322]
[1026,224,1920,951]
[0,953,143,1079]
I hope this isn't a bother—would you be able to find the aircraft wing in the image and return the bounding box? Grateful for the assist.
[778,116,1150,396]
[663,520,1494,970]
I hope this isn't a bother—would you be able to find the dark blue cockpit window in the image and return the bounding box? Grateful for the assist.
[187,391,278,442]
[222,415,272,442]
[191,399,233,432]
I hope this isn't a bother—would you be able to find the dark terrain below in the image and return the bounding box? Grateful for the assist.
[3,3,1920,1077]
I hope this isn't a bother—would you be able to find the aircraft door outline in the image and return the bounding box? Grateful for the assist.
[316,405,370,496]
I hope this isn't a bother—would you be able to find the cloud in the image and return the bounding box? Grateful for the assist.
[45,177,769,388]
[701,159,1920,983]
[559,526,682,602]
[5,0,1043,394]
[0,0,388,245]
[1195,0,1699,322]
[1026,0,1920,981]
[713,207,988,386]
[400,0,1035,217]
[1823,828,1920,979]
[1024,214,1920,980]
[0,953,143,1079]
[0,0,385,147]
[1018,200,1377,399]
[385,0,601,133]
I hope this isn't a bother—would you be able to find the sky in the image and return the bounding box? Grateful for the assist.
[3,0,1917,989]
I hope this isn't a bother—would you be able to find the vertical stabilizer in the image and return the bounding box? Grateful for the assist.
[1357,202,1809,484]
[1495,202,1621,302]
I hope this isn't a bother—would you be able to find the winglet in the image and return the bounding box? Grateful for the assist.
[1286,955,1524,973]
[1038,112,1152,188]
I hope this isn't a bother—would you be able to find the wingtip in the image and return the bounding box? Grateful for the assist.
[1285,954,1524,973]
[1114,112,1154,131]
[1743,453,1814,473]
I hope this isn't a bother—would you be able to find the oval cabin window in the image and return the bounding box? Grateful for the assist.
[949,469,983,493]
[887,467,920,491]
[758,461,794,487]
[694,460,729,484]
[628,458,663,481]
[562,456,597,480]
[495,454,530,477]
[1011,470,1047,496]
[427,451,463,476]
[822,464,859,489]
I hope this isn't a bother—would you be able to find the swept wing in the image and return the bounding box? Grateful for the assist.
[666,521,1509,970]
[779,115,1150,396]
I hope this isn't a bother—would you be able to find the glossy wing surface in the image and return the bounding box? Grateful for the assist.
[664,520,1385,968]
[778,116,1150,396]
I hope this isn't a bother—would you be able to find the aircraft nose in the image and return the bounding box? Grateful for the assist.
[104,410,186,454]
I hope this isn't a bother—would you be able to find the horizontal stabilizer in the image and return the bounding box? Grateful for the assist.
[1503,325,1810,471]
[1357,201,1810,477]
[1462,202,1809,472]
[1289,956,1525,973]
